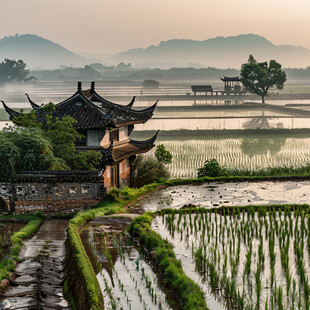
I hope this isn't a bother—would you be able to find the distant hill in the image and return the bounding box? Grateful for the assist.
[0,34,88,69]
[112,34,310,69]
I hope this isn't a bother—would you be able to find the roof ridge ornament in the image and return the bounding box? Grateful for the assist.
[25,93,40,110]
[91,81,95,93]
[77,81,82,92]
[125,96,136,109]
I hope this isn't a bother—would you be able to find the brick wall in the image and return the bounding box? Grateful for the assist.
[0,182,106,214]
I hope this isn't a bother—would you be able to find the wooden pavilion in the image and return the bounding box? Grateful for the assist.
[220,76,241,92]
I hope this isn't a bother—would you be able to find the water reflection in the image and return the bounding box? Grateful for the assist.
[80,219,171,310]
[241,117,286,157]
[0,222,25,261]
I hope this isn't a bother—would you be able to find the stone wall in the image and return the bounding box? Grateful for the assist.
[0,181,106,214]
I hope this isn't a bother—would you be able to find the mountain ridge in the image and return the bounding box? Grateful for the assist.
[0,34,88,69]
[112,34,310,69]
[1,33,310,70]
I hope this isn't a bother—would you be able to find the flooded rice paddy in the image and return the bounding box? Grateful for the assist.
[152,206,310,309]
[132,131,310,179]
[138,181,310,212]
[80,216,171,310]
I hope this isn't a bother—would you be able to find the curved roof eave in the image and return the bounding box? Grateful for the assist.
[129,130,159,145]
[1,100,20,119]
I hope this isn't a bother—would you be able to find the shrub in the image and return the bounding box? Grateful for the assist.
[197,158,228,178]
[131,155,170,187]
[155,144,172,164]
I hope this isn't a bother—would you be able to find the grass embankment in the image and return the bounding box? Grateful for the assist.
[0,213,43,283]
[128,212,208,310]
[164,171,310,187]
[159,203,310,216]
[64,183,160,310]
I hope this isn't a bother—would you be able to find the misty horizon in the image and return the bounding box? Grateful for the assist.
[1,33,310,70]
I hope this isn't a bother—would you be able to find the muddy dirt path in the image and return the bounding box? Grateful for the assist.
[0,219,70,310]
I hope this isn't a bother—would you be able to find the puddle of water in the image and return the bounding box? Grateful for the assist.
[0,222,25,261]
[80,219,172,310]
[138,181,310,212]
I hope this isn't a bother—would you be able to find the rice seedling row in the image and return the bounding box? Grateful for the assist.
[152,206,310,309]
[81,226,171,310]
[147,134,310,178]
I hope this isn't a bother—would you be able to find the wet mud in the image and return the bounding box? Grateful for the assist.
[0,219,70,310]
[138,180,310,212]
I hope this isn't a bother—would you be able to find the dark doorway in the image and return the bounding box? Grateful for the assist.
[111,165,119,188]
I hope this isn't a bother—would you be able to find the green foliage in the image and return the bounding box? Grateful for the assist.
[131,155,170,187]
[45,115,81,164]
[240,55,287,103]
[155,144,172,164]
[0,58,29,83]
[0,214,43,282]
[128,213,208,310]
[197,158,228,178]
[68,150,103,170]
[107,184,159,202]
[0,126,67,181]
[13,110,41,128]
[12,103,103,171]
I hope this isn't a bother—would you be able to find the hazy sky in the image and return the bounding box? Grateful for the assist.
[0,0,309,54]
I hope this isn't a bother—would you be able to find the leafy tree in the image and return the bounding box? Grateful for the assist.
[155,144,172,164]
[67,151,103,171]
[0,58,29,83]
[197,158,228,178]
[240,55,287,103]
[0,126,67,182]
[12,103,103,170]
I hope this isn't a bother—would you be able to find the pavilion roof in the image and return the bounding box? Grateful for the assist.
[103,131,159,164]
[191,85,213,92]
[84,82,157,127]
[220,76,241,82]
[19,82,157,129]
[2,89,114,130]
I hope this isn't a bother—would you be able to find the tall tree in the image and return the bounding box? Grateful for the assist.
[240,55,287,103]
[0,58,29,83]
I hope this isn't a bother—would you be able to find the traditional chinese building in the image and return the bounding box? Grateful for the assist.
[220,76,242,93]
[2,82,158,189]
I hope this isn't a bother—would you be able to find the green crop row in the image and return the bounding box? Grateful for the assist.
[128,212,208,310]
[64,183,160,310]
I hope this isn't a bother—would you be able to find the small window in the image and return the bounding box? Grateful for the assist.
[82,186,89,194]
[110,130,119,142]
[69,187,76,194]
